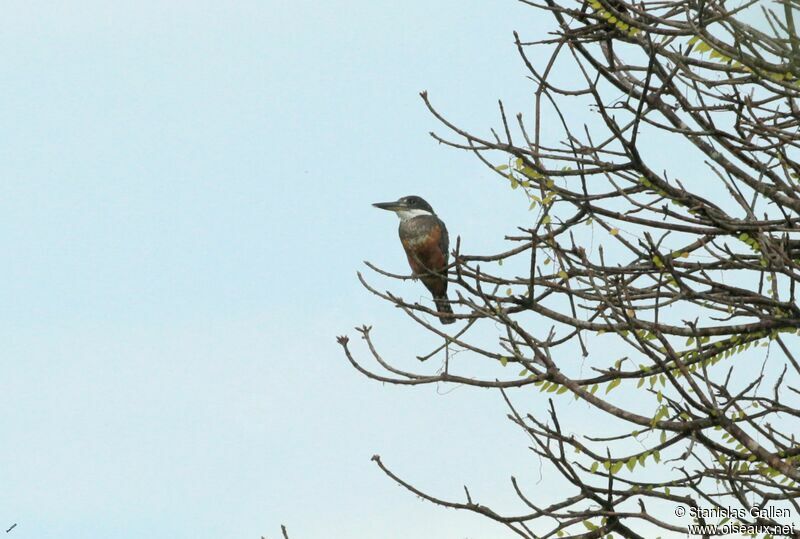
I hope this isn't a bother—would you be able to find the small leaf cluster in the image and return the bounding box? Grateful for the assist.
[587,0,640,37]
[589,448,661,475]
[687,35,798,85]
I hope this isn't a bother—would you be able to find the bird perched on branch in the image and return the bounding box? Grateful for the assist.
[373,195,455,324]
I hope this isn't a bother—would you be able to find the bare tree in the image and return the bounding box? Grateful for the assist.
[339,0,800,537]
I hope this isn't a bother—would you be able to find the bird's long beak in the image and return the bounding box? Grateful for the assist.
[372,200,407,211]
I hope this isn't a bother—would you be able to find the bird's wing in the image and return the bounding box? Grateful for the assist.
[438,217,449,266]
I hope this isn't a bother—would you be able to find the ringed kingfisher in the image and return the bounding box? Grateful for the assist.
[373,195,455,324]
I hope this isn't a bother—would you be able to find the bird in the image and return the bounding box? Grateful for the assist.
[373,195,455,324]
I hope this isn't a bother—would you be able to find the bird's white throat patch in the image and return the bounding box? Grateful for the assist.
[396,208,433,221]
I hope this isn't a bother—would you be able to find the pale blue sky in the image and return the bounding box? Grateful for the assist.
[0,2,722,538]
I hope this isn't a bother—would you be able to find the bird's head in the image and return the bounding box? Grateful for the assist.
[372,195,435,221]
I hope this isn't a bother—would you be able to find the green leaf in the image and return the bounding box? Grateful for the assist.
[591,461,599,473]
[605,378,622,394]
[520,166,542,179]
[626,456,637,471]
[500,356,508,367]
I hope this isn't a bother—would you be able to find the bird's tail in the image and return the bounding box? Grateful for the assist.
[434,296,455,324]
